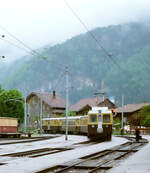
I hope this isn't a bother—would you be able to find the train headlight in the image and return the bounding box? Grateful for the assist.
[97,128,103,133]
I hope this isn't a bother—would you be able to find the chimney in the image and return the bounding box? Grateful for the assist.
[53,90,56,99]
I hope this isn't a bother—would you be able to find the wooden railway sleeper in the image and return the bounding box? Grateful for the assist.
[36,139,148,173]
[54,159,90,173]
[88,160,112,173]
[54,150,115,173]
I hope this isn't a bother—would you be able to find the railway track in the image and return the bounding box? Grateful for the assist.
[0,140,98,159]
[0,136,58,145]
[36,138,148,173]
[0,147,72,158]
[0,139,106,166]
[0,147,73,165]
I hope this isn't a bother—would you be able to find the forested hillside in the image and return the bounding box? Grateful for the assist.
[1,22,150,104]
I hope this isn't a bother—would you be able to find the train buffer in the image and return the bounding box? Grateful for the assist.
[21,132,33,138]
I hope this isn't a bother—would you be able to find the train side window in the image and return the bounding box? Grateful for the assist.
[89,114,97,123]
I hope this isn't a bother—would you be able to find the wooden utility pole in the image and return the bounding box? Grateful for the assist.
[65,66,69,140]
[121,95,124,134]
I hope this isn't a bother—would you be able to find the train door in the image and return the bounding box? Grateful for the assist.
[97,114,103,133]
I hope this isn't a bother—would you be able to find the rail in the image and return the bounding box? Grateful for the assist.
[35,137,148,173]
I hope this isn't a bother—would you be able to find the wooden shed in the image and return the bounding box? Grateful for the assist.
[0,117,18,133]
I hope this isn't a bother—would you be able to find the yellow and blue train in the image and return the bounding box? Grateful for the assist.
[42,107,113,141]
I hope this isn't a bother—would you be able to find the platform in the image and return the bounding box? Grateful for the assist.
[108,135,150,173]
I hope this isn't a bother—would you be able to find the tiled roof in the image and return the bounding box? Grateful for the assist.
[116,103,150,113]
[70,97,104,112]
[27,92,66,108]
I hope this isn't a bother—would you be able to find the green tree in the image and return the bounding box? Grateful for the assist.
[2,22,150,104]
[113,117,121,127]
[62,110,76,117]
[113,117,121,132]
[0,85,4,93]
[140,105,150,126]
[0,89,24,124]
[0,85,4,94]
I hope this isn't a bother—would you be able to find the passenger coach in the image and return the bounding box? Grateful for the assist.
[42,107,113,141]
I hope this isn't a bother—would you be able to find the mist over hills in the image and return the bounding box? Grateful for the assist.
[1,22,150,105]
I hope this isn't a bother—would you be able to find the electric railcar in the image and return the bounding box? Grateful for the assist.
[42,107,112,141]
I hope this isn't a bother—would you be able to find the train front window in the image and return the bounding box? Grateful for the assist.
[89,114,97,123]
[103,114,111,123]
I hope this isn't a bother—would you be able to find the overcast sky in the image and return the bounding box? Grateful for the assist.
[0,0,150,62]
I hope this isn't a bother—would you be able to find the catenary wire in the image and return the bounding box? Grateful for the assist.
[0,34,63,70]
[0,25,65,70]
[0,37,35,56]
[64,1,147,103]
[0,25,71,95]
[0,15,143,102]
[0,24,44,58]
[63,0,121,68]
